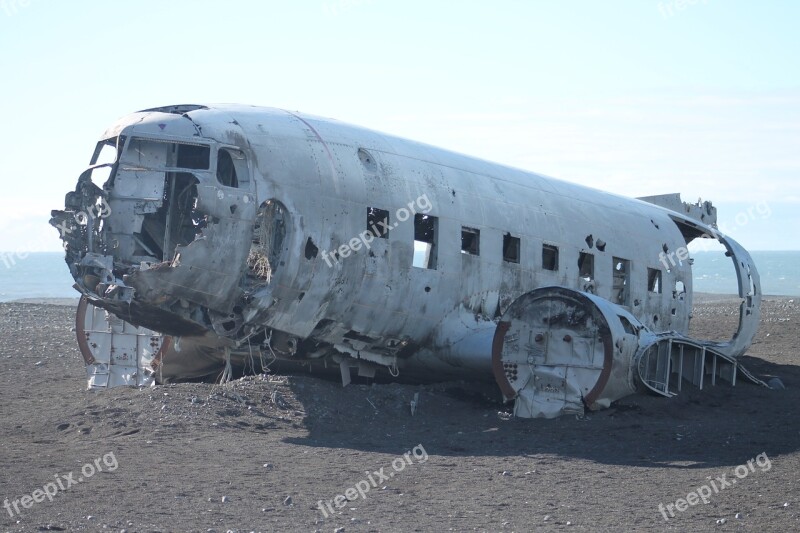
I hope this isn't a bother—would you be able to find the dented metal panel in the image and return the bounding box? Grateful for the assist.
[76,296,167,388]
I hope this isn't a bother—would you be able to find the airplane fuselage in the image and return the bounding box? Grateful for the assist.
[52,104,762,417]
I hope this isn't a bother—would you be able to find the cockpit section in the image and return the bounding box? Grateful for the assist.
[51,121,259,336]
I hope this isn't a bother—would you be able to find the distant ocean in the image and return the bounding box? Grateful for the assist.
[690,250,800,296]
[0,251,798,302]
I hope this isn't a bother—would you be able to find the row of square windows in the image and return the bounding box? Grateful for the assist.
[367,208,669,296]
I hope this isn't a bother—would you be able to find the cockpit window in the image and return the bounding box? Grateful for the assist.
[216,149,238,188]
[91,138,119,166]
[87,138,122,188]
[176,144,210,170]
[123,138,210,170]
[216,148,248,188]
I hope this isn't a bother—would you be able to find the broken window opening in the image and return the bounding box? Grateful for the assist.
[91,138,120,166]
[176,144,211,170]
[366,207,390,238]
[136,172,199,261]
[542,244,559,271]
[673,280,686,300]
[579,252,594,281]
[413,214,438,269]
[87,138,122,189]
[247,200,288,285]
[503,233,520,264]
[461,227,480,255]
[647,268,662,293]
[124,138,210,172]
[216,148,246,188]
[618,315,636,335]
[305,237,319,259]
[613,257,630,306]
[85,166,113,190]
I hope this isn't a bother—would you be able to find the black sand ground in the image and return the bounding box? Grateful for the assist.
[0,295,798,532]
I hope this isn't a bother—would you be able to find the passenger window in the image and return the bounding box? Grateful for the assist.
[613,257,631,306]
[579,252,594,281]
[542,244,559,271]
[413,214,438,269]
[648,268,662,293]
[503,233,520,263]
[461,227,480,255]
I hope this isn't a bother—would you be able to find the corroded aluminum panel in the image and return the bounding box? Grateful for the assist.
[76,296,167,388]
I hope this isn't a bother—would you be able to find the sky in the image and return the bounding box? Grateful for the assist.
[0,0,798,252]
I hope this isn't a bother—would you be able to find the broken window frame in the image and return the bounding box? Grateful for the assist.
[216,147,249,189]
[247,200,288,287]
[122,137,212,172]
[579,252,594,281]
[613,257,631,306]
[177,144,211,170]
[91,137,121,166]
[461,227,480,256]
[366,207,390,239]
[136,172,200,261]
[542,243,559,271]
[647,268,662,294]
[87,137,124,189]
[503,233,521,264]
[112,137,210,262]
[673,280,686,300]
[413,214,438,269]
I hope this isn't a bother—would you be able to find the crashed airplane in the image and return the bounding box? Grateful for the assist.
[51,104,765,418]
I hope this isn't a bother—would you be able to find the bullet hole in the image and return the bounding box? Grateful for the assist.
[585,234,594,248]
[651,219,660,229]
[230,204,237,215]
[305,237,319,259]
[424,286,431,292]
[298,292,305,301]
[596,239,606,252]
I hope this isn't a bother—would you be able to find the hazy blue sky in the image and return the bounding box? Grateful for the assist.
[0,0,797,251]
